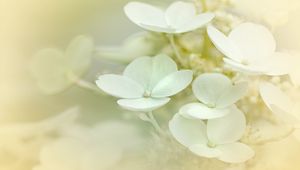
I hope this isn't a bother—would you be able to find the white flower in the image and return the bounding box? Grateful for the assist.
[207,23,289,75]
[96,54,193,112]
[30,35,94,94]
[179,73,247,119]
[169,107,254,163]
[124,1,215,33]
[259,82,300,124]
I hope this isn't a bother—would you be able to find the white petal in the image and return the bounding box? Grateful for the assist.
[263,52,290,76]
[124,2,167,31]
[177,13,215,33]
[123,56,153,88]
[149,54,178,89]
[151,70,193,97]
[192,73,232,106]
[165,1,196,28]
[216,82,248,108]
[207,106,246,144]
[207,25,243,62]
[189,144,222,158]
[259,82,294,114]
[96,74,144,98]
[65,35,94,75]
[117,97,170,112]
[179,103,231,119]
[228,22,276,62]
[169,113,207,147]
[223,58,266,75]
[217,142,255,163]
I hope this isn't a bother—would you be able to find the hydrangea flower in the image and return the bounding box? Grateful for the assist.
[207,23,289,75]
[30,35,94,94]
[259,82,300,124]
[169,106,254,163]
[96,54,193,112]
[124,1,215,33]
[179,73,247,119]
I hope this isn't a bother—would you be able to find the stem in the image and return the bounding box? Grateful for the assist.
[75,79,103,94]
[201,0,208,12]
[167,34,185,66]
[140,111,165,136]
[193,0,208,12]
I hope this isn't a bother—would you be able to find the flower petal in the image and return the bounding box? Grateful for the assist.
[264,52,290,76]
[192,73,232,106]
[207,106,246,144]
[207,25,243,62]
[216,82,248,108]
[169,113,207,147]
[179,103,231,119]
[165,1,196,28]
[189,144,222,158]
[259,82,294,114]
[65,35,94,75]
[124,2,167,31]
[177,13,215,33]
[217,142,255,163]
[96,74,144,98]
[228,22,276,62]
[151,70,193,97]
[223,58,266,75]
[117,97,170,112]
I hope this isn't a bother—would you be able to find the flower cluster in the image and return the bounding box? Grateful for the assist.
[28,0,300,169]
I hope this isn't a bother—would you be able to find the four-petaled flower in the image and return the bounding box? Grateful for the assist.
[179,73,248,119]
[207,23,289,75]
[96,54,193,112]
[124,1,215,33]
[169,106,254,163]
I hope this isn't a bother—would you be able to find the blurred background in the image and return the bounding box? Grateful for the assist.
[1,0,300,169]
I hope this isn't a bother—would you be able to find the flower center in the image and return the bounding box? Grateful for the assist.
[207,141,217,148]
[143,90,151,98]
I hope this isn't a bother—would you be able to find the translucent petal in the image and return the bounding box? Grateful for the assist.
[179,103,231,120]
[223,58,266,75]
[192,73,232,106]
[169,113,207,147]
[264,52,290,76]
[123,56,153,89]
[207,106,246,144]
[151,70,193,97]
[117,97,170,112]
[124,2,167,31]
[177,13,215,33]
[165,1,196,28]
[217,142,255,163]
[228,22,276,62]
[207,25,243,62]
[216,82,248,108]
[149,54,178,89]
[96,74,144,98]
[65,35,94,76]
[259,82,294,114]
[30,48,71,94]
[189,144,222,158]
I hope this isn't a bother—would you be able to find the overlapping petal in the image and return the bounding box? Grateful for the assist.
[117,97,170,112]
[189,144,222,158]
[217,142,255,163]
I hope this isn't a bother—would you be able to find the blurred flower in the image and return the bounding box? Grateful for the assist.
[30,35,94,94]
[259,82,300,124]
[96,32,167,63]
[169,106,254,163]
[180,73,247,119]
[207,23,289,75]
[96,54,193,112]
[33,121,143,170]
[124,1,214,33]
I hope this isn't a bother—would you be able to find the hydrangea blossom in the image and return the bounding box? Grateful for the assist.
[207,23,289,75]
[169,106,254,163]
[124,1,215,33]
[30,36,94,94]
[96,54,193,112]
[179,73,247,119]
[259,82,300,124]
